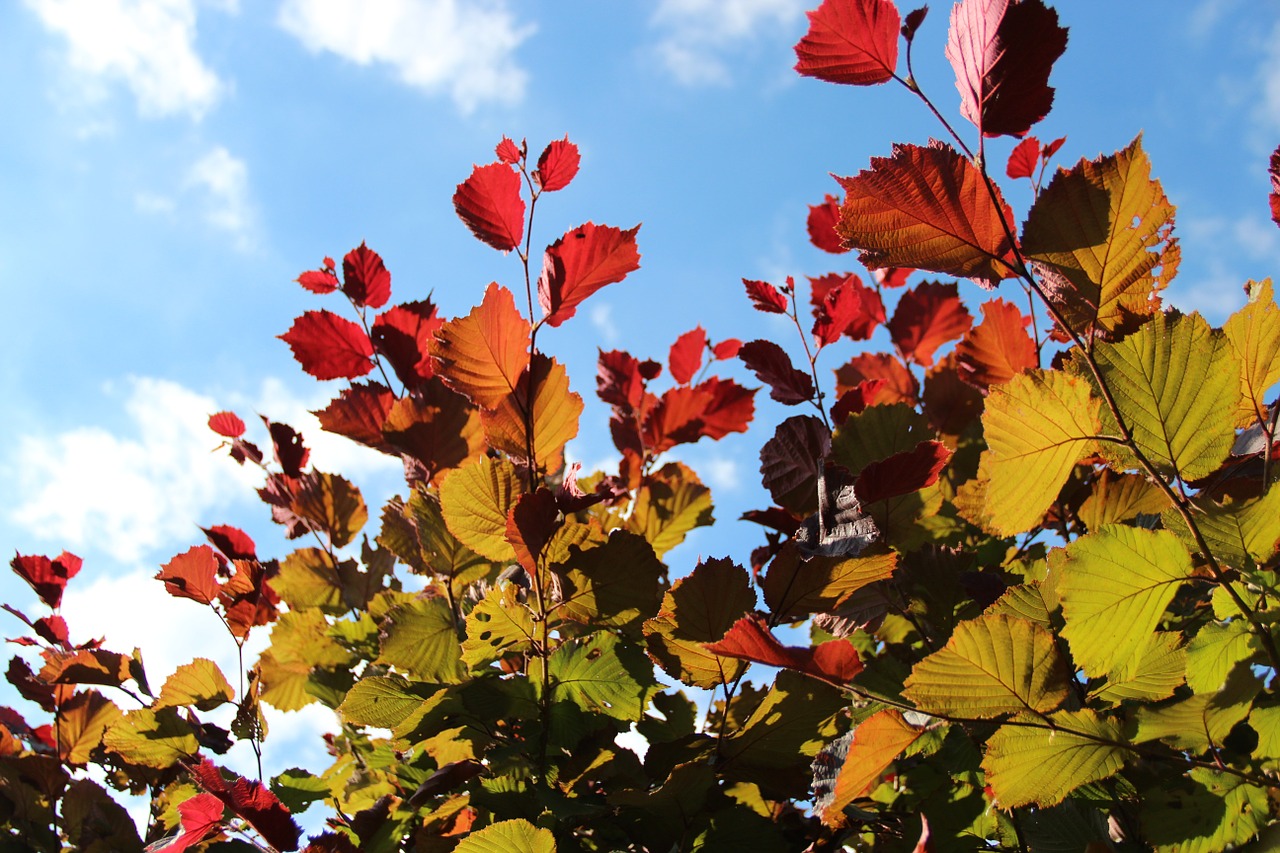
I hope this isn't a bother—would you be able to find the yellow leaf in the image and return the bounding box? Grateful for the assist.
[439,457,524,562]
[156,658,235,712]
[1223,278,1280,427]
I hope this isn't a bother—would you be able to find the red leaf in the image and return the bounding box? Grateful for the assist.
[887,281,973,367]
[794,0,901,86]
[190,759,301,852]
[7,657,57,711]
[296,269,339,294]
[263,419,310,478]
[152,792,224,852]
[534,136,581,192]
[873,267,914,288]
[695,377,756,440]
[1043,135,1066,159]
[372,299,443,386]
[954,297,1037,389]
[835,142,1017,288]
[453,162,525,252]
[538,222,642,327]
[202,525,257,561]
[597,349,646,412]
[341,242,392,309]
[10,552,81,610]
[946,0,1068,138]
[807,194,848,253]
[156,546,220,605]
[219,559,280,640]
[835,353,919,406]
[705,614,863,684]
[902,6,928,39]
[495,136,522,164]
[1271,144,1280,228]
[739,340,815,405]
[712,338,742,360]
[33,615,69,646]
[279,310,374,380]
[668,327,707,385]
[831,379,885,424]
[854,440,952,504]
[506,488,559,572]
[643,379,755,453]
[208,411,245,439]
[1006,136,1040,180]
[313,382,397,451]
[743,278,790,314]
[811,273,885,343]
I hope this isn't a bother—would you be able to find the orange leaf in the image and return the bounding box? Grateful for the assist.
[381,378,485,482]
[705,614,863,684]
[836,142,1017,289]
[818,710,922,827]
[835,353,918,407]
[887,281,973,367]
[156,546,220,605]
[433,283,530,410]
[481,354,583,468]
[290,472,367,549]
[954,297,1037,389]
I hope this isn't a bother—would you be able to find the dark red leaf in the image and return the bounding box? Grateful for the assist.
[831,379,885,425]
[597,349,646,412]
[811,273,885,343]
[1043,136,1066,159]
[743,278,790,314]
[902,5,928,39]
[506,489,560,572]
[7,657,57,712]
[807,194,848,253]
[946,0,1068,138]
[297,269,339,295]
[495,136,522,164]
[341,243,391,309]
[1271,145,1280,228]
[208,411,245,439]
[279,310,374,381]
[760,415,831,516]
[156,546,220,606]
[887,281,973,367]
[695,377,756,440]
[712,338,742,360]
[639,360,662,381]
[371,299,443,387]
[794,0,901,86]
[453,162,525,252]
[10,552,81,610]
[190,759,301,852]
[739,340,815,405]
[922,354,985,435]
[314,382,397,451]
[873,267,914,288]
[201,525,257,562]
[668,327,707,385]
[705,614,863,684]
[534,136,581,192]
[854,440,952,504]
[1006,136,1040,180]
[33,615,69,646]
[263,419,309,478]
[538,222,642,327]
[954,297,1037,389]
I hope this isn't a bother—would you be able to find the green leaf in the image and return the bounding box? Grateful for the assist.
[270,768,331,815]
[1134,665,1261,752]
[975,369,1101,535]
[1141,768,1268,853]
[553,530,664,631]
[102,707,199,769]
[626,462,713,558]
[453,819,556,853]
[1058,525,1193,678]
[1090,311,1241,481]
[155,658,234,711]
[1163,484,1280,570]
[982,709,1126,808]
[272,547,345,613]
[761,543,897,622]
[644,557,756,689]
[1185,621,1261,694]
[1088,633,1185,703]
[380,487,492,583]
[1223,277,1280,427]
[377,596,465,683]
[984,582,1054,629]
[830,403,933,478]
[338,675,426,729]
[902,613,1071,718]
[1249,704,1280,765]
[440,456,523,562]
[461,583,538,668]
[537,632,659,722]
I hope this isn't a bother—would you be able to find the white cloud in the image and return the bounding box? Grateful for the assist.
[589,302,620,345]
[277,0,534,112]
[185,146,258,250]
[24,0,230,119]
[701,456,742,492]
[650,0,806,86]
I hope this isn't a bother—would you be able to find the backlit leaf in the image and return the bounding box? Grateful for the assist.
[668,326,706,385]
[817,710,922,827]
[854,439,951,504]
[271,548,342,613]
[762,543,897,621]
[1186,621,1260,694]
[462,583,537,668]
[534,136,580,192]
[341,242,391,309]
[887,281,973,368]
[454,819,556,853]
[379,488,492,584]
[382,378,486,481]
[376,596,465,684]
[739,340,814,405]
[291,471,367,549]
[555,530,664,631]
[982,709,1126,808]
[56,690,121,765]
[1022,136,1178,335]
[835,352,918,406]
[976,368,1101,535]
[1089,632,1185,704]
[946,0,1067,138]
[1141,768,1268,853]
[1134,665,1260,752]
[1076,470,1170,532]
[1058,526,1193,678]
[835,142,1017,288]
[902,613,1070,717]
[807,194,847,253]
[643,558,756,689]
[760,415,830,516]
[103,707,199,769]
[1162,485,1280,569]
[537,632,659,721]
[831,402,934,478]
[1090,311,1240,481]
[743,278,789,314]
[809,273,884,341]
[481,354,583,466]
[1223,278,1280,427]
[371,298,443,387]
[156,659,234,712]
[279,310,374,380]
[793,0,900,86]
[440,457,523,562]
[338,675,424,729]
[453,162,524,252]
[434,282,529,410]
[208,411,246,438]
[538,222,642,327]
[156,545,219,605]
[954,297,1037,389]
[1006,136,1040,180]
[706,615,863,685]
[314,382,396,452]
[189,758,301,852]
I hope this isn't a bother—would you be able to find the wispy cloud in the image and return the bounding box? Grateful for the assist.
[277,0,534,112]
[650,0,806,86]
[589,302,620,345]
[24,0,230,119]
[185,146,258,250]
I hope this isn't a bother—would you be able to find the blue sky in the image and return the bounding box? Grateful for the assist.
[3,0,1280,800]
